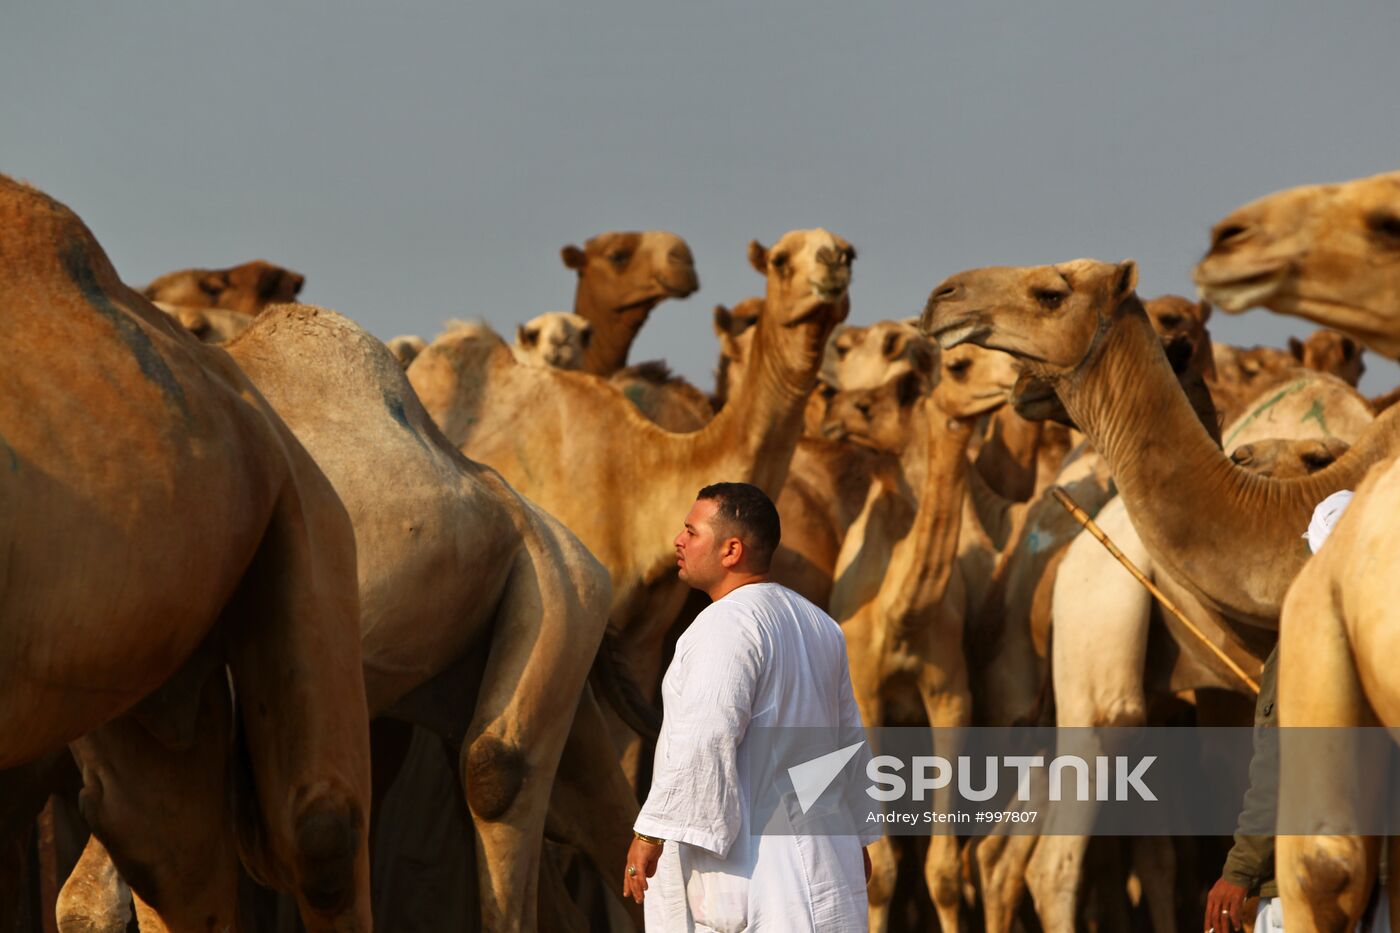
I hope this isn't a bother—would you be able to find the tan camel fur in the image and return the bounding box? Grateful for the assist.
[561,231,699,375]
[831,319,933,390]
[227,305,614,932]
[608,361,716,432]
[1027,372,1374,933]
[154,301,255,343]
[1194,169,1400,358]
[513,311,592,370]
[0,176,371,930]
[385,334,427,368]
[923,259,1400,628]
[825,345,1013,933]
[712,297,764,408]
[1290,329,1365,386]
[408,230,855,765]
[142,259,304,315]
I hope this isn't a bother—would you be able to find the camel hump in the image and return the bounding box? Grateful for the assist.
[232,303,441,440]
[0,174,125,302]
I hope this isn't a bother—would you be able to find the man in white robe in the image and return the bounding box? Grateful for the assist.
[622,482,878,932]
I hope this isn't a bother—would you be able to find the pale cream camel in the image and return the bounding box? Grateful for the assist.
[514,311,592,370]
[1194,169,1400,357]
[825,345,1012,933]
[561,231,699,375]
[0,176,371,930]
[831,319,934,390]
[1026,373,1374,933]
[408,229,855,769]
[924,259,1400,628]
[385,334,427,368]
[142,259,304,315]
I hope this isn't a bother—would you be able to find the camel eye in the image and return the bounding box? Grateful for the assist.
[1033,288,1067,310]
[946,358,971,378]
[771,253,790,271]
[608,250,631,265]
[1366,211,1400,243]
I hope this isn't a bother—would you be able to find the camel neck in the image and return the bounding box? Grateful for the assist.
[881,401,977,628]
[685,307,836,498]
[573,279,658,375]
[1056,298,1400,624]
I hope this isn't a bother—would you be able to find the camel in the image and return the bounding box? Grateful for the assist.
[514,311,592,370]
[712,297,764,408]
[408,229,855,775]
[1194,170,1400,930]
[923,258,1400,628]
[831,319,933,390]
[560,231,699,375]
[608,361,716,432]
[386,334,427,368]
[0,176,371,929]
[142,259,304,315]
[1193,169,1400,358]
[154,302,256,343]
[1025,371,1374,933]
[54,304,628,933]
[1289,330,1365,387]
[823,344,1014,933]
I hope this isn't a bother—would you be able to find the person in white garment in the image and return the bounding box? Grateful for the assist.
[622,482,878,932]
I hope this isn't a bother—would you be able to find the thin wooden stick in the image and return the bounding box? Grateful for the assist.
[1050,486,1260,696]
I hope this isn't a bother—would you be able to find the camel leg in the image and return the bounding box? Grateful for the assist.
[917,619,972,933]
[1129,836,1176,933]
[65,673,240,932]
[844,619,896,933]
[223,473,372,932]
[54,836,132,933]
[1276,556,1380,933]
[974,832,1037,933]
[546,687,643,931]
[458,542,610,933]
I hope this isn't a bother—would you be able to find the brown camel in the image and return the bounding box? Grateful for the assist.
[514,311,592,370]
[923,259,1400,627]
[561,231,699,375]
[1193,169,1400,358]
[824,345,1013,933]
[608,361,716,432]
[0,177,370,930]
[408,229,855,770]
[1289,330,1365,387]
[142,259,304,315]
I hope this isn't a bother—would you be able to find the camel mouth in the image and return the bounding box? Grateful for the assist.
[1195,266,1288,314]
[810,282,849,302]
[930,318,991,350]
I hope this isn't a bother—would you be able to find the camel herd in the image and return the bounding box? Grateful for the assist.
[1,168,1397,933]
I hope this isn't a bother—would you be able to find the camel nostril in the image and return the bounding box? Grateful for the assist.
[1211,223,1251,251]
[930,284,959,303]
[668,246,694,267]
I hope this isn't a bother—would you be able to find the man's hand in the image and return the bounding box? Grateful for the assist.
[623,836,663,905]
[863,845,872,884]
[1204,877,1248,932]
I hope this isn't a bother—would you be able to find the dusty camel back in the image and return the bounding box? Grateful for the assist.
[561,230,699,375]
[924,258,1400,627]
[408,229,854,695]
[0,175,371,930]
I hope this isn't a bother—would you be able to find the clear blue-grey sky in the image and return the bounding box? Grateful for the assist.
[6,2,1398,392]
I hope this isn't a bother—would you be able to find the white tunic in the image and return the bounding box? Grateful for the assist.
[635,582,877,932]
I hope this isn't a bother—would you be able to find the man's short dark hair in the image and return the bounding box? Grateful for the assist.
[696,482,781,570]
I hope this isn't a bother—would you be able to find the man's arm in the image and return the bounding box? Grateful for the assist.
[633,613,764,858]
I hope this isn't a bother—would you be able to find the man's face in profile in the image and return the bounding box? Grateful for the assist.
[675,498,728,590]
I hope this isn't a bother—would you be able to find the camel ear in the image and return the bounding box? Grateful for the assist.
[748,241,769,275]
[577,325,592,349]
[882,330,906,361]
[908,340,936,376]
[1197,300,1213,324]
[561,245,586,270]
[517,325,538,348]
[1113,260,1138,299]
[713,305,733,338]
[1287,336,1305,361]
[1340,336,1359,361]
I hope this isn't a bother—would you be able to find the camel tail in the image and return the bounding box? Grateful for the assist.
[590,632,662,741]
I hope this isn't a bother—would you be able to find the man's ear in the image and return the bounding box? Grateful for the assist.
[748,240,769,275]
[561,244,587,270]
[720,535,745,568]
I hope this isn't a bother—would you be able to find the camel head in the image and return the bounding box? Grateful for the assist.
[922,259,1140,379]
[386,335,428,369]
[1229,436,1351,479]
[748,229,855,330]
[830,320,933,392]
[142,260,305,316]
[1193,170,1400,358]
[514,311,592,371]
[1144,295,1215,380]
[1288,330,1365,387]
[821,368,929,453]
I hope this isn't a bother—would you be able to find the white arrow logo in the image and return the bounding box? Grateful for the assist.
[788,741,865,813]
